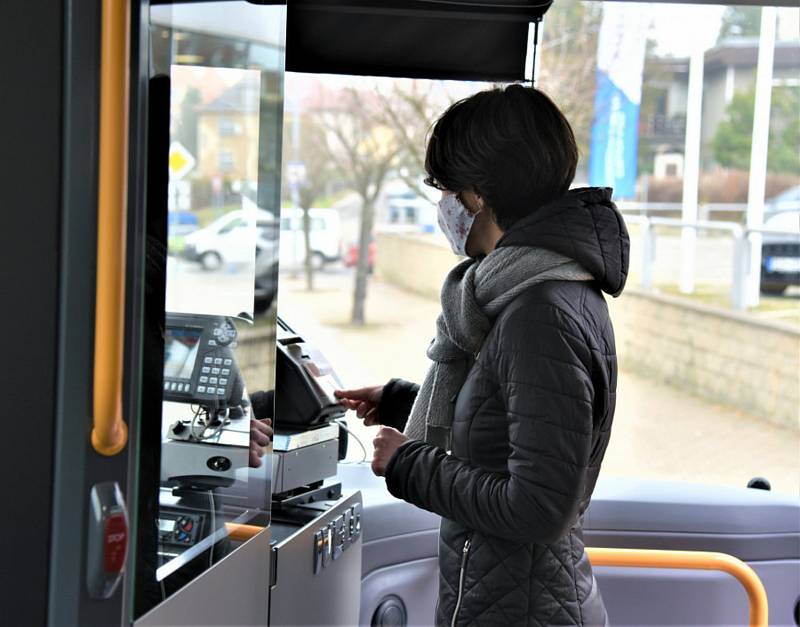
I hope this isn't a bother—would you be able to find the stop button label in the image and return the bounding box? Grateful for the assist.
[104,513,128,573]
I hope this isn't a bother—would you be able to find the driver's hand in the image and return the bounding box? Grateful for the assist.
[334,386,383,426]
[249,418,273,468]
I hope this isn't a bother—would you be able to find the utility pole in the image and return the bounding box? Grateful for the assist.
[745,7,777,307]
[679,44,705,295]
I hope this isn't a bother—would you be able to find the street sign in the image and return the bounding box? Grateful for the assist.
[286,161,307,186]
[168,141,196,180]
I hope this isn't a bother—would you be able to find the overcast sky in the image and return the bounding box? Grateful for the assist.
[648,3,726,57]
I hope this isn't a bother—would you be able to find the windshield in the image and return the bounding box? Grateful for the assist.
[277,1,800,498]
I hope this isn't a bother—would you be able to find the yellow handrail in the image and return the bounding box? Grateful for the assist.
[91,0,130,456]
[586,547,768,627]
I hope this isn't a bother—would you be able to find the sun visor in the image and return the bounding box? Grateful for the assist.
[285,1,553,81]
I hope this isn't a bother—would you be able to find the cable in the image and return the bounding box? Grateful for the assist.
[531,19,540,87]
[189,405,205,440]
[208,490,215,569]
[337,421,368,464]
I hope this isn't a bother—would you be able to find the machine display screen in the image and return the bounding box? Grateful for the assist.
[163,327,202,380]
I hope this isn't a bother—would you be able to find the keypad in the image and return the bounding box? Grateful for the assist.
[223,359,232,366]
[221,368,230,376]
[209,377,218,385]
[202,366,210,374]
[219,378,227,385]
[212,367,220,375]
[214,358,223,365]
[204,357,212,364]
[199,376,208,383]
[198,385,206,393]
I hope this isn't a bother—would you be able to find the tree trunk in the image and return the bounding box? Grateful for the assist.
[302,206,314,291]
[351,197,375,326]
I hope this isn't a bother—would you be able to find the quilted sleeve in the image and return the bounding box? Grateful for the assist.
[378,378,419,431]
[385,303,594,544]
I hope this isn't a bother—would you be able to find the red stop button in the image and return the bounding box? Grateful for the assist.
[104,514,128,573]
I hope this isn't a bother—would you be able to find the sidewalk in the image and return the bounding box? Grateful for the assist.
[277,268,799,496]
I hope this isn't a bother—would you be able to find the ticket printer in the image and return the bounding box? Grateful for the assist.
[270,317,347,502]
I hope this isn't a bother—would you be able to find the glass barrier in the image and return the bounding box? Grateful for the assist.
[136,1,284,615]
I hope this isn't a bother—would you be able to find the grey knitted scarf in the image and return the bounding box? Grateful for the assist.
[404,246,593,449]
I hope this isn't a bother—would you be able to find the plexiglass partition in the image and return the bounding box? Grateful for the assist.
[135,1,284,616]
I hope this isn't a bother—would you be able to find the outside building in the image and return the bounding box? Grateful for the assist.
[640,38,800,176]
[196,77,261,185]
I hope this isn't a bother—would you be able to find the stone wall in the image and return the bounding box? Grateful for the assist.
[609,291,799,429]
[376,232,457,300]
[376,232,800,429]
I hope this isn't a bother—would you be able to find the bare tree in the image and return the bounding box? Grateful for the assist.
[373,81,442,199]
[315,88,400,325]
[290,113,335,291]
[536,0,602,158]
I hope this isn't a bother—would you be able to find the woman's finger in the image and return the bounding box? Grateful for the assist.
[363,407,379,426]
[356,401,371,418]
[335,387,374,401]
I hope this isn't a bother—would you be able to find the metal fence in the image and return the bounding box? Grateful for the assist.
[617,202,749,220]
[622,214,800,310]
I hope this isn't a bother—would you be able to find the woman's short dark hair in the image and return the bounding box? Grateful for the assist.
[424,84,578,231]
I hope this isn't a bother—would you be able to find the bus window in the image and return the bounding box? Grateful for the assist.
[277,1,799,498]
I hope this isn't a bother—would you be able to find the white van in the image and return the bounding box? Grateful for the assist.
[182,207,275,271]
[279,208,342,270]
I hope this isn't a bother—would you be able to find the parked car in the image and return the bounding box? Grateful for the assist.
[765,185,800,214]
[279,208,342,271]
[344,239,376,271]
[254,213,279,313]
[761,206,800,295]
[181,207,271,271]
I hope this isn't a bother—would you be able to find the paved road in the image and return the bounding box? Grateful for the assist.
[166,255,256,318]
[277,268,799,496]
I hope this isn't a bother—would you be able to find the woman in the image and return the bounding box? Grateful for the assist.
[337,84,629,626]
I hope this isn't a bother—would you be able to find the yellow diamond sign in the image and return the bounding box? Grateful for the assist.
[168,141,196,180]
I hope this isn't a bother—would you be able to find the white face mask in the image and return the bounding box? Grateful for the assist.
[438,194,479,257]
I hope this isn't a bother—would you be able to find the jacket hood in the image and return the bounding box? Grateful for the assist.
[496,187,630,296]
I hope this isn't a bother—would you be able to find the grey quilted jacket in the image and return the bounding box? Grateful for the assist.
[383,187,628,626]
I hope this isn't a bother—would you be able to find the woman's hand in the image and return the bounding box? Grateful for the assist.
[371,426,409,477]
[249,418,273,468]
[334,385,384,426]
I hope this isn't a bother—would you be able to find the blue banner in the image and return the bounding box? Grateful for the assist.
[588,5,648,200]
[589,71,642,199]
